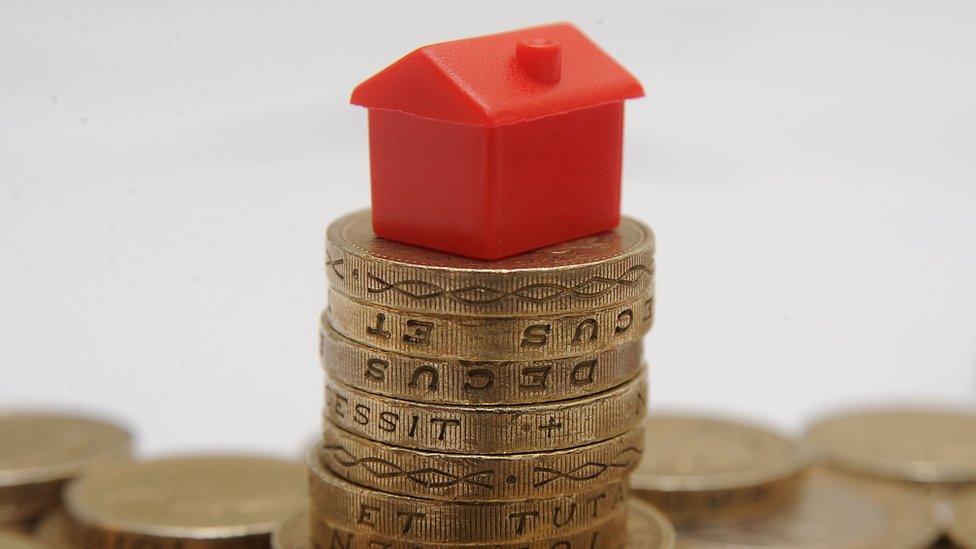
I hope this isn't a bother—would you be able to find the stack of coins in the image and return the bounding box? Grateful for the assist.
[299,210,669,547]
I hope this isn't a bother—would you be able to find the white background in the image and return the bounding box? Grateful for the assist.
[2,1,974,456]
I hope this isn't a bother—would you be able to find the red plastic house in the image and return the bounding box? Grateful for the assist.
[352,23,643,260]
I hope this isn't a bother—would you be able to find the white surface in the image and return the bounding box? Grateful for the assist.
[1,1,974,455]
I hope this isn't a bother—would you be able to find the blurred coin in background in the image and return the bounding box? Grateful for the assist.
[0,528,48,549]
[805,407,976,486]
[676,468,940,549]
[626,498,677,549]
[272,510,309,549]
[0,411,132,523]
[63,455,305,547]
[632,414,810,525]
[31,512,70,548]
[950,487,976,549]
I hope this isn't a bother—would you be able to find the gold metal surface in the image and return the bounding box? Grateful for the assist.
[326,289,654,362]
[271,510,309,549]
[675,469,940,549]
[64,455,306,547]
[32,512,71,548]
[326,210,655,316]
[324,374,647,454]
[319,423,644,501]
[0,528,49,549]
[320,320,645,406]
[949,486,976,548]
[308,449,629,545]
[806,407,976,484]
[1,521,28,534]
[0,412,132,522]
[627,498,677,549]
[287,501,677,549]
[631,415,810,525]
[281,508,632,549]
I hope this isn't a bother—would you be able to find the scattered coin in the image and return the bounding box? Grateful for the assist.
[806,407,976,484]
[0,412,132,522]
[626,498,677,549]
[326,210,655,316]
[631,415,810,525]
[64,455,306,547]
[676,469,940,548]
[949,487,976,548]
[272,510,309,549]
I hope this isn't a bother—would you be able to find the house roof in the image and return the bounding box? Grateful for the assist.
[350,23,644,127]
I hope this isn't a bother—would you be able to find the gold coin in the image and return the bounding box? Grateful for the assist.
[675,468,940,548]
[64,455,306,547]
[272,510,309,549]
[626,498,677,549]
[0,529,48,549]
[949,486,976,548]
[308,448,629,544]
[319,320,645,406]
[326,210,655,316]
[0,412,132,522]
[276,501,674,549]
[319,423,644,501]
[278,508,632,549]
[324,374,646,454]
[326,289,654,362]
[806,407,976,484]
[631,415,810,526]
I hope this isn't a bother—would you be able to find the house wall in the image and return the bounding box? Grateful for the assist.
[367,109,491,257]
[491,102,624,257]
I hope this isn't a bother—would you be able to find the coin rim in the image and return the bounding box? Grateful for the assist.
[628,498,677,549]
[319,422,645,501]
[323,372,647,454]
[319,319,646,406]
[308,446,629,544]
[325,288,654,361]
[272,510,309,549]
[328,210,655,275]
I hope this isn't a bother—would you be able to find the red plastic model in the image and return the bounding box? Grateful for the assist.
[352,23,644,260]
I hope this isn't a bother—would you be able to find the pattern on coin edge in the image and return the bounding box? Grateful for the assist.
[362,264,653,304]
[320,443,643,491]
